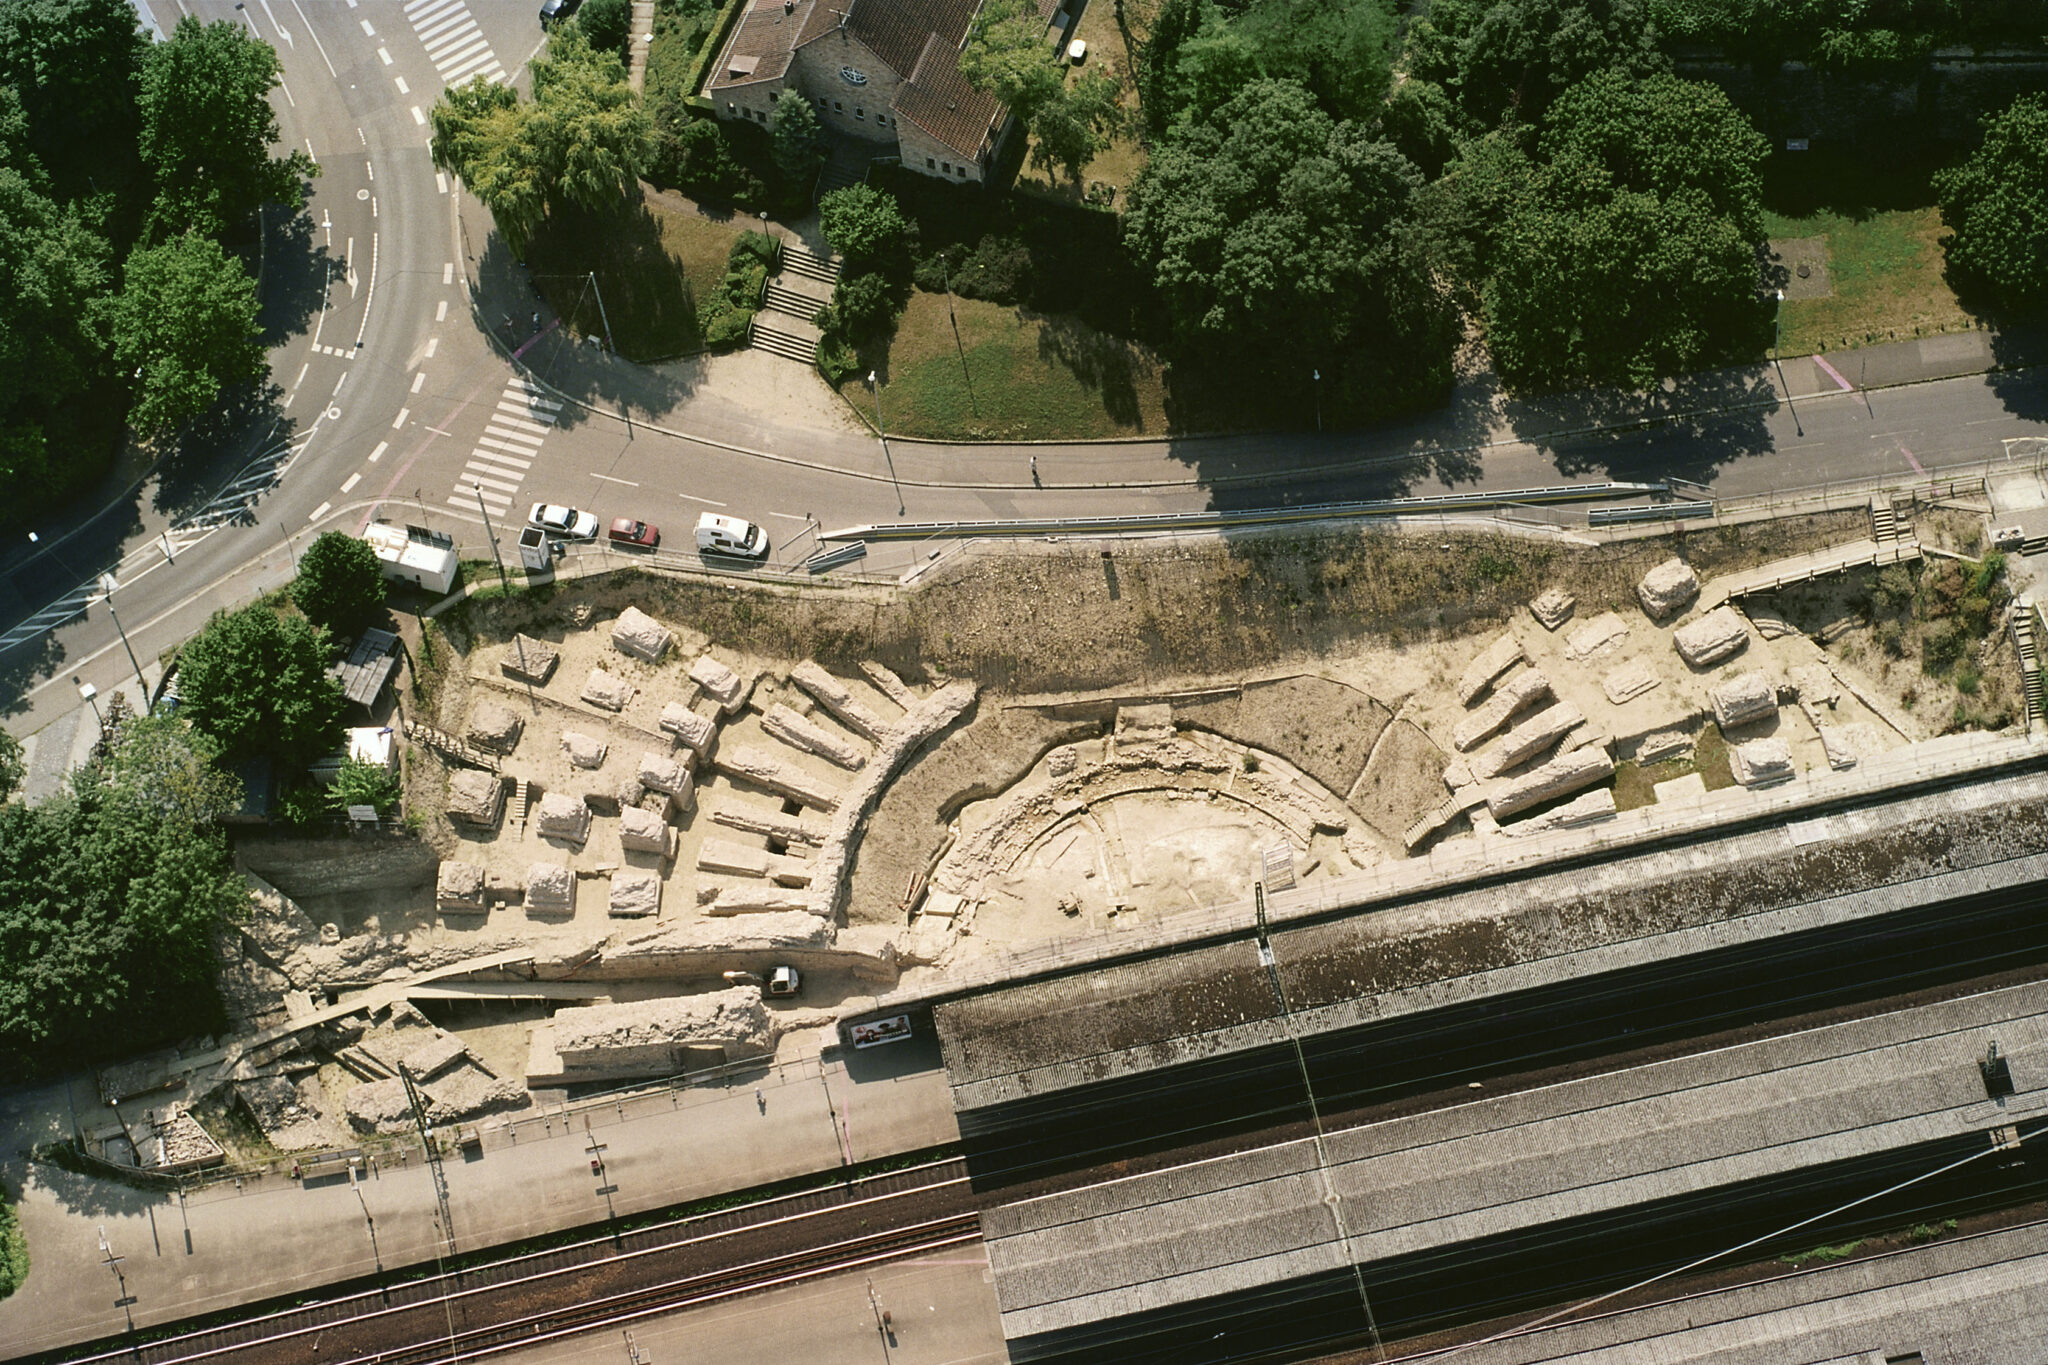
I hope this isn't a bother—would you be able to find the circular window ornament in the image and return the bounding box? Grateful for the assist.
[840,65,868,85]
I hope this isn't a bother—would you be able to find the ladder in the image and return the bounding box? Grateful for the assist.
[404,718,500,772]
[511,776,532,837]
[2011,605,2044,731]
[1869,495,1898,543]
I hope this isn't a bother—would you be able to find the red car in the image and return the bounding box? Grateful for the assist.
[607,517,659,550]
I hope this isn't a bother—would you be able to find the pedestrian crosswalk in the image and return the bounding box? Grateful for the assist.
[446,379,560,518]
[403,0,505,88]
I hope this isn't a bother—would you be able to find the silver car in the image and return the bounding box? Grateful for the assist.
[528,503,599,539]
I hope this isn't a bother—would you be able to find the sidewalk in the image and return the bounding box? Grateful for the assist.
[0,1044,961,1357]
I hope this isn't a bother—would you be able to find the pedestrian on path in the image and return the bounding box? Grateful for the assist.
[531,311,541,330]
[1030,455,1038,486]
[754,1086,765,1112]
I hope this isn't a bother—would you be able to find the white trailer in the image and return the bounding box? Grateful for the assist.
[363,521,458,594]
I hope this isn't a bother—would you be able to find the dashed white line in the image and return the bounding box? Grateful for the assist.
[360,18,375,34]
[341,472,362,493]
[392,408,410,429]
[308,501,332,522]
[379,46,392,64]
[435,300,448,322]
[411,106,425,125]
[292,361,309,388]
[443,262,455,285]
[411,372,426,393]
[589,474,639,486]
[424,337,439,358]
[678,493,728,506]
[368,441,389,463]
[435,171,448,194]
[395,76,409,94]
[332,371,348,396]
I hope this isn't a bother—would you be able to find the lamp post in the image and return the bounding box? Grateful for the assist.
[78,681,104,737]
[1312,369,1322,433]
[868,371,904,515]
[98,574,151,715]
[474,483,512,597]
[1773,289,1803,438]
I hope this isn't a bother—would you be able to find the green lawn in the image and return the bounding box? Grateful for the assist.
[1013,0,1147,208]
[1763,205,1984,356]
[524,192,743,360]
[869,290,1171,440]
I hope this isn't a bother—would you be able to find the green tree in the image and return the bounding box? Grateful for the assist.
[91,712,242,829]
[1234,0,1399,124]
[330,756,401,820]
[1166,21,1263,129]
[105,231,264,438]
[292,530,388,640]
[959,0,1064,125]
[1379,79,1460,179]
[1124,78,1452,399]
[0,730,22,804]
[138,16,316,237]
[0,1184,25,1299]
[175,603,346,772]
[0,0,148,205]
[1136,0,1206,136]
[818,183,915,274]
[1934,93,2048,309]
[1029,71,1123,185]
[0,159,111,498]
[431,25,648,256]
[1481,70,1769,389]
[1408,0,1666,126]
[574,0,633,59]
[771,88,827,188]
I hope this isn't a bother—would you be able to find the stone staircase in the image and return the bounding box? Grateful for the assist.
[747,246,839,366]
[815,143,876,200]
[404,718,500,773]
[779,244,842,286]
[2011,603,2045,731]
[1869,493,1914,544]
[626,0,654,92]
[764,281,823,320]
[752,320,820,364]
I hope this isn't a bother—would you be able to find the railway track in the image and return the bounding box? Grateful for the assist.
[57,1159,974,1365]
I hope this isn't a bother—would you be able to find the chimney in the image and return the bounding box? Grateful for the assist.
[784,0,794,12]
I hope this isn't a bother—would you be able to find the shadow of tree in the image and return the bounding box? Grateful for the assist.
[1497,364,1781,488]
[256,198,338,348]
[526,200,703,361]
[1030,311,1144,429]
[0,630,72,719]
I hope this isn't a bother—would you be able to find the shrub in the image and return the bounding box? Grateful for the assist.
[658,119,764,204]
[1870,563,1915,613]
[292,531,388,639]
[0,1187,26,1299]
[730,229,780,271]
[814,333,859,386]
[913,242,967,294]
[702,304,753,350]
[1875,619,1906,658]
[951,233,1034,304]
[1956,664,1982,695]
[819,183,916,275]
[574,0,633,60]
[332,756,401,819]
[832,271,900,341]
[1922,620,1969,674]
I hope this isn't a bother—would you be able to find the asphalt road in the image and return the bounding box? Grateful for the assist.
[8,0,2048,748]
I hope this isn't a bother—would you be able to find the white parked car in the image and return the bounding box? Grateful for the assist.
[695,512,768,558]
[529,503,599,540]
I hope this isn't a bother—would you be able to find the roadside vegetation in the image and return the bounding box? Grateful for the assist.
[0,1181,23,1299]
[0,0,313,521]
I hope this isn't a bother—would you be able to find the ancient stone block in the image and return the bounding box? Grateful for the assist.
[859,660,918,708]
[659,701,717,756]
[1567,612,1630,662]
[1502,786,1616,835]
[1456,636,1525,706]
[344,1078,412,1134]
[1473,702,1584,780]
[447,769,504,827]
[1453,669,1553,752]
[762,703,866,769]
[401,1032,470,1081]
[701,883,825,916]
[562,731,608,769]
[1047,745,1079,779]
[767,854,812,888]
[716,745,841,810]
[699,838,770,878]
[500,634,558,685]
[1729,736,1795,787]
[523,862,575,913]
[535,792,592,845]
[1529,587,1576,631]
[689,654,745,714]
[608,869,661,918]
[1485,745,1614,820]
[1601,660,1661,705]
[581,667,634,712]
[790,660,889,741]
[711,803,825,846]
[1673,606,1750,667]
[637,751,692,798]
[610,606,671,664]
[1711,670,1778,729]
[1790,665,1840,709]
[435,860,486,912]
[1817,725,1859,770]
[467,701,524,754]
[1114,703,1176,748]
[619,805,673,856]
[543,988,773,1075]
[1637,557,1701,619]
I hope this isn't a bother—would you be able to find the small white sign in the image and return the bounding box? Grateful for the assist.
[850,1014,912,1048]
[347,805,380,823]
[1786,138,1809,151]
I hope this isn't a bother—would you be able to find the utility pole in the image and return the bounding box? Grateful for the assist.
[1312,368,1322,433]
[587,271,617,355]
[868,372,904,516]
[1773,289,1802,438]
[585,1116,619,1237]
[98,574,151,715]
[474,482,512,598]
[399,1063,457,1254]
[349,1165,385,1274]
[99,1226,136,1334]
[866,1275,894,1360]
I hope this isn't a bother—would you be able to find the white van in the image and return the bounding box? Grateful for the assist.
[695,512,768,558]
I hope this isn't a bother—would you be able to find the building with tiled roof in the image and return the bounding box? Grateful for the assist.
[706,0,1063,184]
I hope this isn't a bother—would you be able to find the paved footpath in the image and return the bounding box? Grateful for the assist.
[0,1042,959,1358]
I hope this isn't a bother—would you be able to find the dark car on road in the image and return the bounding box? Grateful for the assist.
[608,517,660,550]
[539,0,581,26]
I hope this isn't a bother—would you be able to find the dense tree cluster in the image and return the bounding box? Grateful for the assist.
[430,25,649,257]
[0,714,246,1076]
[176,602,348,773]
[1934,94,2048,309]
[292,531,390,641]
[0,0,305,507]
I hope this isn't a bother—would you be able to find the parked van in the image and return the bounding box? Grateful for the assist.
[695,513,768,557]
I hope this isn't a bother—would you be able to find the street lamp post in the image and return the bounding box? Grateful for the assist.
[474,484,512,597]
[78,681,105,737]
[98,574,152,715]
[1312,369,1322,433]
[868,371,904,515]
[1773,288,1803,438]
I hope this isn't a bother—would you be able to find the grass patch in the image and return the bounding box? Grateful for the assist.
[1611,722,1734,811]
[1013,0,1147,208]
[524,193,743,360]
[868,290,1171,439]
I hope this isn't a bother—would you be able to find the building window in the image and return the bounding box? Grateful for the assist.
[926,157,935,169]
[817,98,827,110]
[855,107,864,119]
[834,100,843,111]
[957,164,967,177]
[726,101,736,112]
[941,162,951,174]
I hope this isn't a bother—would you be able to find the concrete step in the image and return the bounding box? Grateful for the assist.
[780,247,841,284]
[752,325,819,364]
[764,283,825,319]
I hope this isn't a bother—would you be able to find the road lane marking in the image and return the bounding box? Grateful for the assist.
[404,0,504,86]
[435,171,448,195]
[308,501,332,522]
[379,46,392,64]
[411,372,426,394]
[392,408,410,429]
[589,474,638,486]
[464,469,521,494]
[368,441,389,463]
[360,18,375,34]
[443,262,455,284]
[395,76,409,94]
[411,106,425,125]
[332,371,348,396]
[468,449,532,471]
[766,511,809,521]
[436,300,448,322]
[341,473,362,493]
[678,493,728,506]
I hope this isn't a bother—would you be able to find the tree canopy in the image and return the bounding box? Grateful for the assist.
[106,231,265,438]
[819,184,916,273]
[1029,71,1123,185]
[431,24,649,257]
[1403,0,1667,126]
[1933,94,2048,310]
[959,0,1066,126]
[1479,70,1770,390]
[1138,0,1400,131]
[1123,78,1455,411]
[138,16,315,238]
[293,531,389,640]
[0,0,148,205]
[0,715,245,1076]
[175,603,347,773]
[771,88,827,187]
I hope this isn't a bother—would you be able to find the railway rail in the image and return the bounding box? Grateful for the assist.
[56,1159,972,1365]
